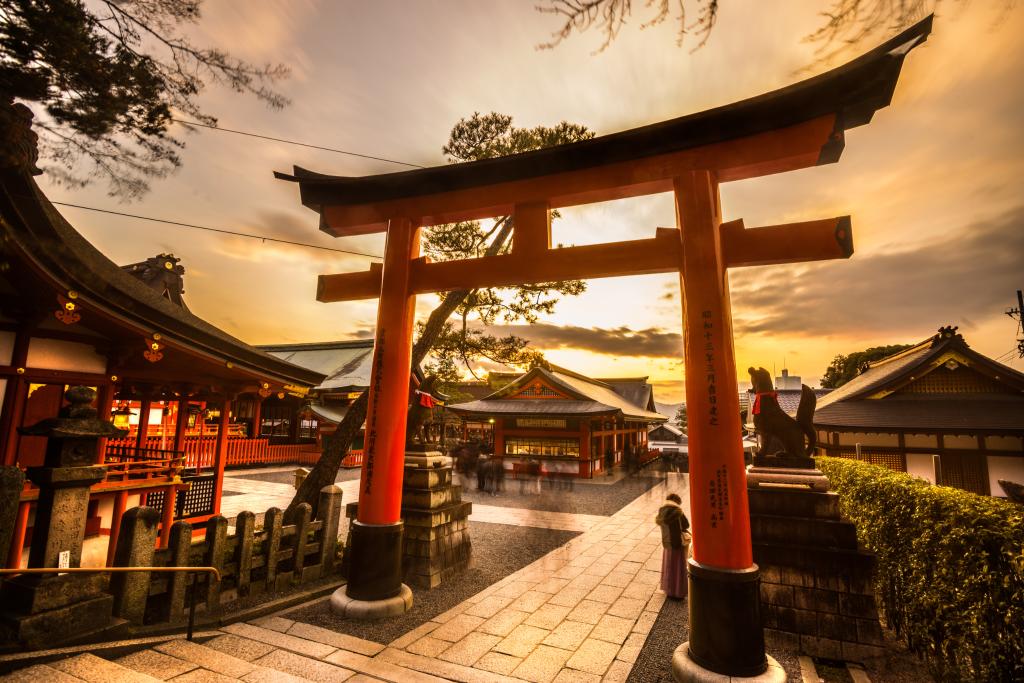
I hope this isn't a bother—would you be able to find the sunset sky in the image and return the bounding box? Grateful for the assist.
[38,1,1024,404]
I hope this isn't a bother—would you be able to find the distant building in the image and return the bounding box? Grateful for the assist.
[774,368,803,390]
[448,366,665,478]
[648,423,687,455]
[813,326,1024,497]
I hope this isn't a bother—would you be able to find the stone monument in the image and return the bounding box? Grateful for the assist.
[744,368,885,663]
[0,386,127,647]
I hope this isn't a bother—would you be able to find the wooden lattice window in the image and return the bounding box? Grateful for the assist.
[830,449,905,472]
[899,366,1012,395]
[938,453,990,495]
[860,451,906,472]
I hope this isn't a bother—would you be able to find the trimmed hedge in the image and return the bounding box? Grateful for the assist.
[817,457,1024,681]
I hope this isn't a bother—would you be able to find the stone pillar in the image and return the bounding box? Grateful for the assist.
[0,386,127,647]
[0,466,25,571]
[400,447,472,589]
[110,506,160,624]
[318,485,343,575]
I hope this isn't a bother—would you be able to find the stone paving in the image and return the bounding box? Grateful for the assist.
[3,473,689,682]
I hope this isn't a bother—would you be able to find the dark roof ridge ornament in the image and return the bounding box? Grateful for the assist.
[0,96,42,176]
[122,253,189,309]
[934,325,965,346]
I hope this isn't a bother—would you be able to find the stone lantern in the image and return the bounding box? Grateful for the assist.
[0,386,127,646]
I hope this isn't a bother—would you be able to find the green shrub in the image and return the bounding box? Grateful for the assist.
[817,457,1024,681]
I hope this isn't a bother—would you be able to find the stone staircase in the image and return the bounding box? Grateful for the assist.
[1,617,458,683]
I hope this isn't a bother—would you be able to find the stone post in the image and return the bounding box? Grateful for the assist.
[0,466,25,571]
[0,386,126,647]
[318,485,343,575]
[110,506,160,624]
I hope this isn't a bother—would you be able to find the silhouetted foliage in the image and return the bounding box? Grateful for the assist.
[0,0,288,198]
[820,344,912,388]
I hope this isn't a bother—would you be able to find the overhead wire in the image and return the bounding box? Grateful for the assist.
[172,118,426,169]
[52,201,383,259]
[55,117,431,258]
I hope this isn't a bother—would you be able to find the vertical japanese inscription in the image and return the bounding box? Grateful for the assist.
[363,330,385,496]
[702,310,718,427]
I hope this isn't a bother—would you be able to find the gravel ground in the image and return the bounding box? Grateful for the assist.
[458,469,666,516]
[285,520,579,645]
[626,596,801,682]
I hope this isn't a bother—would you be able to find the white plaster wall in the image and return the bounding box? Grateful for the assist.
[906,453,937,484]
[904,433,939,448]
[985,436,1024,452]
[837,432,899,447]
[0,331,14,365]
[987,455,1024,498]
[26,337,106,373]
[944,435,979,450]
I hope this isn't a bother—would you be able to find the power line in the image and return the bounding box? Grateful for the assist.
[52,201,383,259]
[172,118,426,169]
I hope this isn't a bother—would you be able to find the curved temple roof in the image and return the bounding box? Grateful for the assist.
[0,168,325,390]
[278,16,931,234]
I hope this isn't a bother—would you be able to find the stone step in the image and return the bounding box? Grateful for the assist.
[1,663,85,682]
[154,638,259,679]
[47,653,163,683]
[221,623,337,660]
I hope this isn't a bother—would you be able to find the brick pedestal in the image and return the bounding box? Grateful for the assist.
[400,449,472,589]
[747,484,885,664]
[343,448,472,590]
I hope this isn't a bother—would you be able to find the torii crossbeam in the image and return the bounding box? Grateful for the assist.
[278,16,930,680]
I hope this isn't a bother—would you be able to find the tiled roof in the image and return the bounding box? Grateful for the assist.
[812,327,1024,433]
[746,388,831,416]
[261,340,374,392]
[0,170,325,389]
[815,397,1024,432]
[449,367,665,422]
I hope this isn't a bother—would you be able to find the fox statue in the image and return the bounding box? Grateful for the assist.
[748,366,816,464]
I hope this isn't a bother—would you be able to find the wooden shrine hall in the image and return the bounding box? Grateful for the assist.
[0,138,326,569]
[448,366,666,478]
[279,17,931,680]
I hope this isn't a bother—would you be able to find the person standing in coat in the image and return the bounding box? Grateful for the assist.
[656,493,691,599]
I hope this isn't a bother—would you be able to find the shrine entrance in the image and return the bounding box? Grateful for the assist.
[280,17,930,680]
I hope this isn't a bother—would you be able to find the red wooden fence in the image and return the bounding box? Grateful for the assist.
[103,436,343,468]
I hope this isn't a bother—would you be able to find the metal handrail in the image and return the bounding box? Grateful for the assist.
[0,566,220,640]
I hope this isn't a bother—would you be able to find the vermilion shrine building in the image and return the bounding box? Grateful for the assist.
[0,172,326,568]
[448,366,666,477]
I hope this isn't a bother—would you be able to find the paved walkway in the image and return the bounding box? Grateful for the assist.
[222,470,609,534]
[4,473,688,682]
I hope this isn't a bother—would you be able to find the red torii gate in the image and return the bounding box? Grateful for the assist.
[280,17,929,679]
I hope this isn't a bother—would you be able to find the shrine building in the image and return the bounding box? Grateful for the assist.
[0,166,325,568]
[447,366,666,478]
[813,326,1024,497]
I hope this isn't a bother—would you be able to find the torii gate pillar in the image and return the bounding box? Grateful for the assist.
[332,218,419,615]
[673,171,772,679]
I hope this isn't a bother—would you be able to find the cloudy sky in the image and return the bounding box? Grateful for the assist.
[39,1,1024,403]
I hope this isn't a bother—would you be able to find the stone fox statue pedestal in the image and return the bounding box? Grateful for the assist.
[743,368,884,663]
